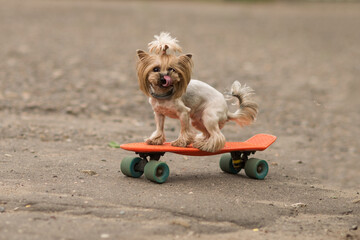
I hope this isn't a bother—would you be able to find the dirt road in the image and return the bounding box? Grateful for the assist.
[0,1,359,239]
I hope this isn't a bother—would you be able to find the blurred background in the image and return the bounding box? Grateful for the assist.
[0,0,359,189]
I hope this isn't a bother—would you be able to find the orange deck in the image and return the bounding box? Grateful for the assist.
[120,134,276,156]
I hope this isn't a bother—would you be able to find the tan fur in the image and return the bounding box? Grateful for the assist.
[136,50,192,99]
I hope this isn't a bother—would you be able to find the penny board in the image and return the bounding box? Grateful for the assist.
[120,134,276,156]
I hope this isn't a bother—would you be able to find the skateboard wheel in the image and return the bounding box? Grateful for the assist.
[244,158,268,180]
[219,154,241,174]
[120,156,144,178]
[144,160,169,184]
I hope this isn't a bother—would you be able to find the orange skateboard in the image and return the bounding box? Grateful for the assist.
[120,134,276,183]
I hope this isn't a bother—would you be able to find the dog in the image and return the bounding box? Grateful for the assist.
[136,32,258,152]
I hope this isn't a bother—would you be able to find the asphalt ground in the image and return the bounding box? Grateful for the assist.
[0,1,359,239]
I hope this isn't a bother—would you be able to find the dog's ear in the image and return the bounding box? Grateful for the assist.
[136,49,152,97]
[137,50,149,61]
[178,53,193,71]
[179,54,192,62]
[173,53,193,99]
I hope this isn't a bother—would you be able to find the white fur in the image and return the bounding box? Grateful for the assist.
[147,80,255,152]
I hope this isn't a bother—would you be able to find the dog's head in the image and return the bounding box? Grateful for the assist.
[136,33,193,100]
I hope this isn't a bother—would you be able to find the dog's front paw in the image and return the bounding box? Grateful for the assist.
[146,135,165,145]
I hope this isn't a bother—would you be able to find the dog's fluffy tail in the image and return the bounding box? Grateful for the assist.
[227,81,258,127]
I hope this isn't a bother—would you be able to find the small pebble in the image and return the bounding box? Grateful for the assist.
[100,105,110,113]
[120,210,125,215]
[171,218,191,228]
[0,206,5,213]
[291,203,307,208]
[100,233,110,239]
[52,69,64,79]
[81,170,98,176]
[350,225,358,231]
[342,210,353,215]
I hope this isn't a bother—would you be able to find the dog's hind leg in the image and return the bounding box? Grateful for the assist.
[191,119,210,143]
[193,112,226,152]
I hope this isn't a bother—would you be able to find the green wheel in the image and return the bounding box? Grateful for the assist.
[120,156,144,178]
[219,153,241,174]
[144,160,169,184]
[244,158,268,180]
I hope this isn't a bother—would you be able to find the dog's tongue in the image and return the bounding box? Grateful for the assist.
[162,75,173,87]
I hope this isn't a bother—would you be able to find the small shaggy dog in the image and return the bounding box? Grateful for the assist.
[136,32,258,152]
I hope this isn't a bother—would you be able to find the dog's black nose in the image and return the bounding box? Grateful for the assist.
[159,75,167,86]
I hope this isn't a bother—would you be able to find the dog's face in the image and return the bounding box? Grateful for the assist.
[136,50,193,100]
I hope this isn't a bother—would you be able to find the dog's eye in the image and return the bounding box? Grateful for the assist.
[168,68,175,72]
[153,67,160,72]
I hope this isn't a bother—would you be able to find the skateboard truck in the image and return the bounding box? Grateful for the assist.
[134,152,165,172]
[231,151,255,170]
